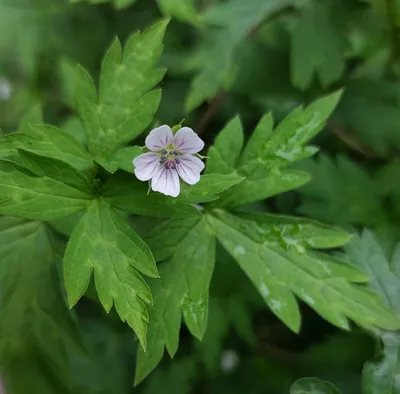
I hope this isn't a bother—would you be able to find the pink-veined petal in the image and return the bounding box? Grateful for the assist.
[173,127,204,154]
[151,167,180,197]
[145,125,174,151]
[133,152,160,181]
[176,154,204,185]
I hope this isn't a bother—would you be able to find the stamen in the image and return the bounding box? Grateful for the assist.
[171,165,176,170]
[162,149,168,154]
[160,156,166,162]
[164,162,170,169]
[175,158,180,164]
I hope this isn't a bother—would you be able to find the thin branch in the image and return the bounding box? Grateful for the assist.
[328,120,381,158]
[196,92,225,135]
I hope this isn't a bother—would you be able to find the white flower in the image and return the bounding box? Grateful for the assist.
[133,125,205,197]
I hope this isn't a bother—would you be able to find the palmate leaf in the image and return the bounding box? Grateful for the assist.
[75,20,168,171]
[346,230,400,394]
[208,210,400,333]
[64,199,158,349]
[206,91,342,208]
[136,207,400,383]
[185,0,293,110]
[134,172,248,382]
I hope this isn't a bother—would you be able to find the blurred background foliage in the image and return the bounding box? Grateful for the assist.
[1,0,400,393]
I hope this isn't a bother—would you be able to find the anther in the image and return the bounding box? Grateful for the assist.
[175,158,180,164]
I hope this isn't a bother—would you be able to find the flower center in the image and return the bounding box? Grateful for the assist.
[159,149,181,170]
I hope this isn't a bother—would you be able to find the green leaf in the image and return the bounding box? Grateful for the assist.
[135,217,215,383]
[61,116,88,146]
[346,230,400,394]
[239,113,273,165]
[335,78,400,155]
[156,0,199,25]
[185,0,293,110]
[101,173,202,218]
[201,0,291,28]
[99,146,142,174]
[205,116,244,175]
[378,161,400,220]
[64,199,158,349]
[197,296,255,373]
[0,105,43,160]
[290,2,345,90]
[0,217,98,394]
[290,377,341,394]
[20,104,43,126]
[0,0,65,74]
[142,357,195,394]
[16,150,94,195]
[75,20,168,166]
[297,154,386,227]
[217,170,310,209]
[208,210,400,333]
[0,218,54,356]
[177,173,244,204]
[9,124,94,171]
[207,92,342,208]
[71,0,138,9]
[0,159,92,221]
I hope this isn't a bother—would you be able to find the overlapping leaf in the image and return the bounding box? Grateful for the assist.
[0,216,101,394]
[135,217,215,383]
[9,124,93,171]
[206,91,342,208]
[0,155,92,221]
[208,210,400,333]
[64,199,159,349]
[101,173,202,219]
